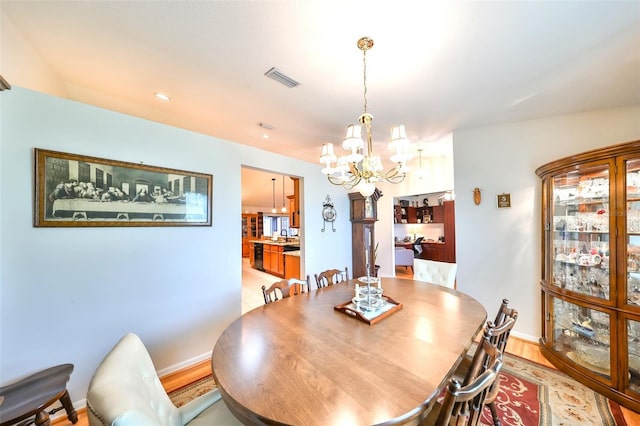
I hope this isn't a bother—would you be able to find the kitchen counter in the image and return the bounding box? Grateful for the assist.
[249,240,300,247]
[251,240,300,278]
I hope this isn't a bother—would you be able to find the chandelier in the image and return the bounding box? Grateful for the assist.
[320,37,412,197]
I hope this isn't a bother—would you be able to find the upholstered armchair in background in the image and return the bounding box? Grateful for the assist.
[394,247,414,272]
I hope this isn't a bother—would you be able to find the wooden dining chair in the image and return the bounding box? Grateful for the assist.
[262,276,310,304]
[314,267,349,289]
[454,314,517,426]
[434,355,504,426]
[493,298,518,332]
[463,299,518,363]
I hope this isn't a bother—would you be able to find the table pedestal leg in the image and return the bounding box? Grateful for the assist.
[34,410,50,426]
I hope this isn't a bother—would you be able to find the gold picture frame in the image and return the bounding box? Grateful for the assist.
[34,148,213,227]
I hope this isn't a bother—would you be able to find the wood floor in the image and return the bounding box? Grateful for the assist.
[52,264,640,425]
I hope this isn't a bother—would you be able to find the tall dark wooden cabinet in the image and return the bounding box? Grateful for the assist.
[537,139,640,411]
[442,200,456,263]
[349,191,380,278]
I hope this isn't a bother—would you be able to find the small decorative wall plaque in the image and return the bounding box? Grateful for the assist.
[497,193,511,209]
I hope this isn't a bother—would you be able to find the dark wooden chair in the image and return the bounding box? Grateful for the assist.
[262,276,310,304]
[434,355,503,426]
[493,298,518,333]
[0,364,78,426]
[314,267,349,289]
[454,300,518,426]
[412,236,424,257]
[462,299,518,365]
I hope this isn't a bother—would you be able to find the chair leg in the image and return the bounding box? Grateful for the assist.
[59,390,79,424]
[488,401,501,426]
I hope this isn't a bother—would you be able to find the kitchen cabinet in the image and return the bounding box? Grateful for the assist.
[241,213,262,258]
[284,253,301,280]
[288,177,301,228]
[536,139,640,411]
[264,243,285,278]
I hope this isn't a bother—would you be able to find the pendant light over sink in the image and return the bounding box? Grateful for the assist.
[281,175,287,213]
[271,178,276,213]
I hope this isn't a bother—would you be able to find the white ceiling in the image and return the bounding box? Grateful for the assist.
[3,1,639,208]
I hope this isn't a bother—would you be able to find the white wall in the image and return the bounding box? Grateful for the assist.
[453,107,640,341]
[0,87,352,405]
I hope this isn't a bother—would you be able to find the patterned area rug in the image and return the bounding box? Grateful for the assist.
[482,352,626,426]
[168,353,627,425]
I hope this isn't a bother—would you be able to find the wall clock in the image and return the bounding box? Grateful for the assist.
[321,195,336,232]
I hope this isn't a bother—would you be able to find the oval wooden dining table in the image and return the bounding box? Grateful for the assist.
[211,278,487,426]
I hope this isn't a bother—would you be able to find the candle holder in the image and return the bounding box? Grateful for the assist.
[354,276,382,312]
[337,278,402,325]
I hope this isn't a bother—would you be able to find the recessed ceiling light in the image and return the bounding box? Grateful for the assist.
[154,92,171,101]
[262,134,270,139]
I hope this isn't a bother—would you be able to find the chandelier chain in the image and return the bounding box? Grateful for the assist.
[362,48,368,115]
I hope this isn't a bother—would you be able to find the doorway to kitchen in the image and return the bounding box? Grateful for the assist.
[240,166,303,313]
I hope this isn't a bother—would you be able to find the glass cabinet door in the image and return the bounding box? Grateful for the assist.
[250,216,257,238]
[627,316,640,395]
[625,158,640,307]
[551,296,611,380]
[551,163,611,300]
[241,216,248,238]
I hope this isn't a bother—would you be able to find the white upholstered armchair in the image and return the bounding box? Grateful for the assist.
[86,333,241,426]
[413,259,458,289]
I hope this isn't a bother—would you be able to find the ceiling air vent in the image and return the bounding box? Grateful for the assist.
[264,67,300,88]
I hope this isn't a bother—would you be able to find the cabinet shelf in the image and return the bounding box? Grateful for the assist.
[554,199,608,207]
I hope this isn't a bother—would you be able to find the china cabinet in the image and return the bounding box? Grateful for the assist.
[537,139,640,411]
[241,213,262,257]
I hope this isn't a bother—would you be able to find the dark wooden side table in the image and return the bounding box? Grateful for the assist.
[0,363,78,426]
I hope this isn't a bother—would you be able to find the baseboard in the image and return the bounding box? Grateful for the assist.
[510,330,538,343]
